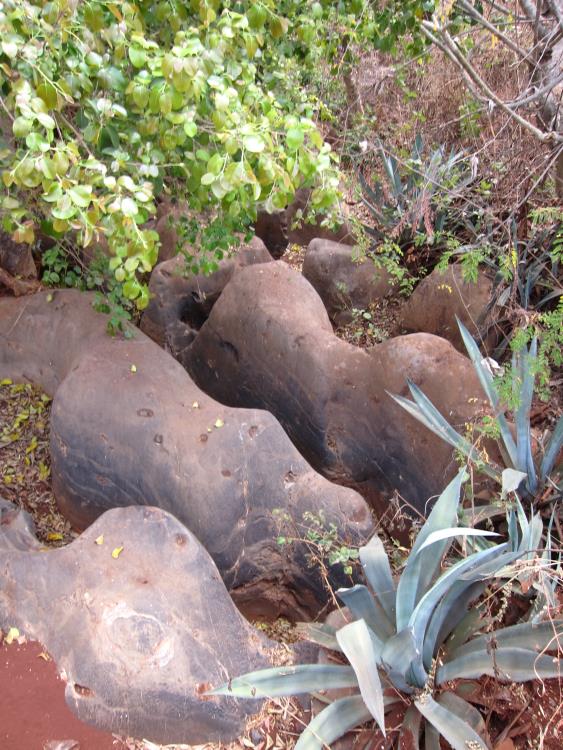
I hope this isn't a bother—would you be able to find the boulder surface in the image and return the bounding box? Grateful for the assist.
[185,262,486,515]
[0,290,373,616]
[0,499,273,745]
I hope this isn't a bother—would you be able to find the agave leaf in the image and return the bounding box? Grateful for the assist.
[207,664,358,699]
[297,622,342,653]
[422,580,486,669]
[359,534,396,622]
[380,627,419,693]
[390,383,500,481]
[457,317,518,468]
[436,647,562,684]
[337,585,394,640]
[418,527,499,552]
[399,704,422,750]
[514,339,536,485]
[443,606,485,658]
[293,694,372,750]
[415,694,488,750]
[447,620,563,661]
[458,550,522,580]
[541,413,563,479]
[396,470,466,631]
[437,692,491,748]
[409,543,510,652]
[500,468,528,499]
[424,721,441,750]
[336,620,386,734]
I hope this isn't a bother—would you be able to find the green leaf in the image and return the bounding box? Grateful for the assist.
[243,135,265,153]
[336,620,386,734]
[69,185,93,208]
[415,694,488,750]
[208,664,358,699]
[121,197,138,216]
[184,121,197,137]
[380,627,420,692]
[287,128,305,150]
[201,173,216,186]
[128,47,147,68]
[437,692,490,746]
[36,112,56,130]
[418,528,499,552]
[297,622,342,652]
[447,620,563,661]
[294,695,372,750]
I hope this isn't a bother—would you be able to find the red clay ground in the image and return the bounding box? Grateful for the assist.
[0,639,128,750]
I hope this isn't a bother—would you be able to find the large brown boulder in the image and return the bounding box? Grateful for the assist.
[302,239,395,324]
[255,189,355,259]
[0,290,373,616]
[0,499,273,744]
[400,264,496,353]
[140,236,272,355]
[184,262,486,516]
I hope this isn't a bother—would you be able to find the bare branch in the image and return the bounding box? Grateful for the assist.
[457,0,529,60]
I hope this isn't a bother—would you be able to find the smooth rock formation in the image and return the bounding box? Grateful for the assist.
[302,239,395,324]
[0,499,272,744]
[0,290,372,615]
[255,189,355,259]
[140,236,272,356]
[185,262,486,515]
[400,264,495,353]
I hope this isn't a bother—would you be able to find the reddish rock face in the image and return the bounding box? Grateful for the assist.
[302,239,395,323]
[0,290,373,615]
[399,263,496,353]
[184,262,486,516]
[0,500,273,745]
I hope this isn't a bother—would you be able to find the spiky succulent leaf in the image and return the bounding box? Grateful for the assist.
[418,527,499,552]
[396,470,466,631]
[336,620,386,734]
[380,627,422,691]
[541,413,563,479]
[514,338,537,489]
[208,664,358,699]
[297,622,342,653]
[399,704,422,750]
[422,580,486,669]
[457,318,518,468]
[337,584,394,640]
[409,544,510,653]
[436,647,562,684]
[447,620,563,660]
[359,535,396,622]
[415,694,489,750]
[444,608,485,657]
[424,721,441,750]
[437,692,491,748]
[293,695,372,750]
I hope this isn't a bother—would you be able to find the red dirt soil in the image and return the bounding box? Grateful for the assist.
[0,639,129,750]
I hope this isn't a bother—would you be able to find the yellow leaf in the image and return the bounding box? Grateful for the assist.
[111,546,124,558]
[0,379,12,386]
[192,401,199,408]
[5,627,20,645]
[95,534,104,545]
[38,651,51,662]
[214,418,224,428]
[130,364,137,373]
[47,532,63,541]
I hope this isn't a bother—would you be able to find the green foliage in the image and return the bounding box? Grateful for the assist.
[360,135,473,248]
[392,319,563,504]
[210,472,562,748]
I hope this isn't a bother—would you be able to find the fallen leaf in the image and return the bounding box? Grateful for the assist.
[38,651,52,662]
[214,418,224,428]
[47,532,63,541]
[192,401,199,408]
[4,627,20,645]
[95,534,104,545]
[0,378,12,386]
[130,364,137,373]
[111,546,124,559]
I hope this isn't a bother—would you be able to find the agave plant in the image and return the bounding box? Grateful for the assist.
[391,318,563,502]
[360,135,474,247]
[209,472,562,749]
